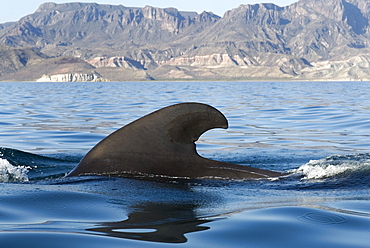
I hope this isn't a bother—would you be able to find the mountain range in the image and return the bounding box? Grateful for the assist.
[1,0,370,81]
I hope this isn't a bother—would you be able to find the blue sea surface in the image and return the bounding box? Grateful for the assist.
[1,81,370,247]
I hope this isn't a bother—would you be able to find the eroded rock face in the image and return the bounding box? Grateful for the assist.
[87,57,145,70]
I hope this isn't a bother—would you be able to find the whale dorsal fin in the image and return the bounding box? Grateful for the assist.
[67,103,283,179]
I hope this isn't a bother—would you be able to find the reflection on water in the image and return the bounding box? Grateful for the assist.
[1,168,370,247]
[89,203,211,243]
[0,176,228,245]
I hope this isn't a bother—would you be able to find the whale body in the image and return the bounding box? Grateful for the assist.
[67,103,284,180]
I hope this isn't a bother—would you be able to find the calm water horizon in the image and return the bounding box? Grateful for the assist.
[1,81,370,247]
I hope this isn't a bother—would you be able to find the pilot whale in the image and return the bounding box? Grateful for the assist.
[67,103,284,180]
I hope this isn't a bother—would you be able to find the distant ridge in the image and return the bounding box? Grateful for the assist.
[1,0,370,81]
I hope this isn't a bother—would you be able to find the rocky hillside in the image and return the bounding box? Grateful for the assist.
[1,0,370,81]
[0,45,49,77]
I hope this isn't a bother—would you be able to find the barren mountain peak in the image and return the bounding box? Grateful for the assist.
[2,0,370,81]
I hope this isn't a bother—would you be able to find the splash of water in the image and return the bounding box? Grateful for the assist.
[292,154,370,180]
[0,158,30,182]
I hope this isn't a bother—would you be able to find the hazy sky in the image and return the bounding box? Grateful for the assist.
[1,0,297,23]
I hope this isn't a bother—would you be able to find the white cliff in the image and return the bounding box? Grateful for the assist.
[36,73,109,82]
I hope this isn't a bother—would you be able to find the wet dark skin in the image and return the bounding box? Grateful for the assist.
[68,103,285,180]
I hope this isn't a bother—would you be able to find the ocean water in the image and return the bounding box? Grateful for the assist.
[1,81,370,247]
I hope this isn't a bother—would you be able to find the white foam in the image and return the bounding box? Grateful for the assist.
[0,158,30,182]
[292,154,370,180]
